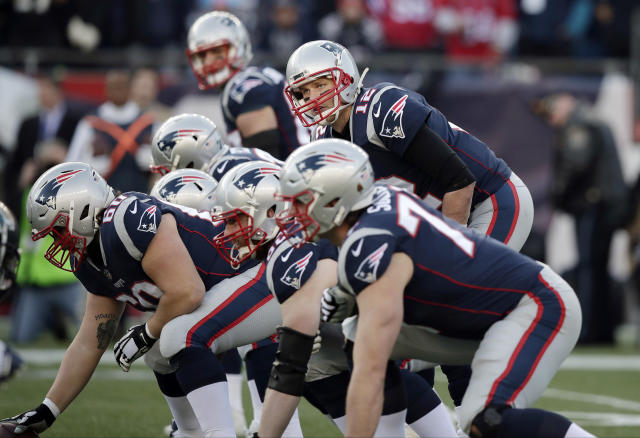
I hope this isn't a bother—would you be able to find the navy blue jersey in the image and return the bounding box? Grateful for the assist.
[265,231,338,304]
[222,67,310,159]
[314,83,511,209]
[203,146,283,182]
[74,192,251,311]
[338,184,548,339]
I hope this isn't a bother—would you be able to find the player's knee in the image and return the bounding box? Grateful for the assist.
[469,404,510,438]
[159,319,188,359]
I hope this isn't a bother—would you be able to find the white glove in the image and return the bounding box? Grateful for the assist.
[113,322,157,372]
[321,286,355,323]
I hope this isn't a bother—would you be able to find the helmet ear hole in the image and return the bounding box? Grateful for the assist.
[325,198,340,208]
[79,205,90,221]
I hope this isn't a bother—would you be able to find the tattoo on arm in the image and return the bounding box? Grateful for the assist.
[95,313,118,350]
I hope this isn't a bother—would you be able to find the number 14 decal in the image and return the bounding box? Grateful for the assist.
[396,193,475,257]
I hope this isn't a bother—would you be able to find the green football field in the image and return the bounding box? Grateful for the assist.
[1,341,639,438]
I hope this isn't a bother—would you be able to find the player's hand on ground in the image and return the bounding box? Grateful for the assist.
[321,286,355,323]
[113,322,157,372]
[1,403,56,433]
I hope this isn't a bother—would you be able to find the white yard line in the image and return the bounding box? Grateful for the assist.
[541,388,640,412]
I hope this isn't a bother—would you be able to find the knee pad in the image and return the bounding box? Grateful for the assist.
[470,404,510,438]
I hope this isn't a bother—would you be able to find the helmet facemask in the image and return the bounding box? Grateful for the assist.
[274,190,320,248]
[285,68,354,127]
[31,211,88,272]
[187,41,240,89]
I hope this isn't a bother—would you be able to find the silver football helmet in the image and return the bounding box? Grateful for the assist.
[186,11,253,89]
[212,160,283,267]
[150,113,227,175]
[0,202,20,292]
[150,169,218,212]
[285,40,361,127]
[276,139,374,247]
[26,162,115,271]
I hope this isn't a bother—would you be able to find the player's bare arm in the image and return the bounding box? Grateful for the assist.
[46,293,126,412]
[236,107,281,157]
[346,252,412,438]
[142,213,206,338]
[442,181,475,225]
[259,259,338,438]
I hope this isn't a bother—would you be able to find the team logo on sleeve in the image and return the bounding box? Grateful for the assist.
[157,129,203,159]
[354,243,389,283]
[295,153,353,183]
[280,251,313,289]
[233,167,280,197]
[137,205,158,233]
[159,175,207,202]
[34,169,84,209]
[380,95,407,139]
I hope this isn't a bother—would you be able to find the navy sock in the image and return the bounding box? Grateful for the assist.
[304,370,351,418]
[441,364,472,406]
[382,360,407,415]
[496,407,572,438]
[171,346,226,394]
[245,343,278,402]
[222,348,242,374]
[401,369,442,423]
[154,370,186,397]
[417,367,435,387]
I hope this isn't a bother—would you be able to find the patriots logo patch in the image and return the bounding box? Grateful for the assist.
[157,129,203,159]
[158,175,207,202]
[380,95,407,139]
[35,169,84,210]
[137,205,158,233]
[354,242,388,283]
[231,78,264,104]
[295,153,353,183]
[233,167,279,197]
[280,251,313,289]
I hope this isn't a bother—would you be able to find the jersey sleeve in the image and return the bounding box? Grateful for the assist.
[338,230,397,296]
[102,195,161,261]
[226,77,275,119]
[266,240,323,304]
[368,86,430,157]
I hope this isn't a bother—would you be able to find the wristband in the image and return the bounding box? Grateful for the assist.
[144,322,158,340]
[42,398,60,418]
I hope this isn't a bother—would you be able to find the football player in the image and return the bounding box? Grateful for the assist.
[150,168,302,437]
[186,11,310,160]
[213,161,459,438]
[0,202,24,385]
[1,162,282,437]
[285,40,533,250]
[275,139,594,438]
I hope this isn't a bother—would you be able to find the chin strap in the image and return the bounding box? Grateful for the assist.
[356,67,370,94]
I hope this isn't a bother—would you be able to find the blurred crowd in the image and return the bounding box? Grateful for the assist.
[0,0,636,61]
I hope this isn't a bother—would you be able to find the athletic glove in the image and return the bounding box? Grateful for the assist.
[2,402,57,433]
[320,286,355,323]
[311,330,322,355]
[113,322,157,372]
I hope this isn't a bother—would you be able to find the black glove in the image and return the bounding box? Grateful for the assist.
[2,403,56,433]
[113,322,157,372]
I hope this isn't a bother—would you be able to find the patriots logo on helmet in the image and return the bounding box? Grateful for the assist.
[295,153,353,183]
[280,251,313,289]
[320,41,342,57]
[159,175,207,202]
[35,169,84,210]
[380,95,408,139]
[137,205,158,233]
[157,129,203,159]
[354,242,388,283]
[233,167,279,197]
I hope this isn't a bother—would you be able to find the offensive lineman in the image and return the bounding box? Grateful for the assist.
[275,139,594,438]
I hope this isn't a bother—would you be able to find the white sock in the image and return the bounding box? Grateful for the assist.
[374,409,407,437]
[186,382,235,437]
[332,415,346,434]
[409,402,458,437]
[246,379,263,435]
[281,407,303,438]
[163,394,201,435]
[564,422,596,437]
[227,373,244,413]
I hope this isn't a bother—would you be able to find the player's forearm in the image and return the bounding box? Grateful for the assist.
[346,371,384,437]
[147,289,203,337]
[46,339,105,412]
[442,182,475,225]
[258,389,301,438]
